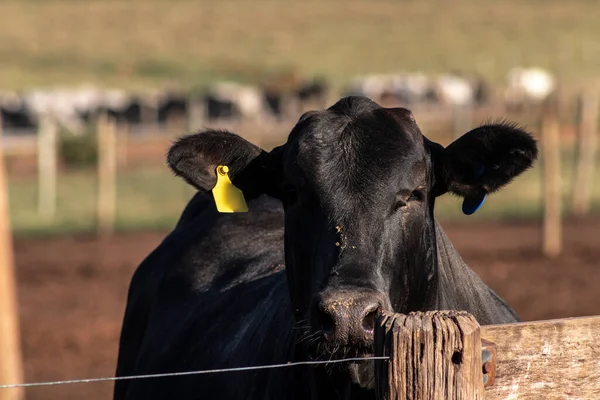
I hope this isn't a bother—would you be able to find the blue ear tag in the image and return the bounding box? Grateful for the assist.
[462,192,487,215]
[461,164,486,215]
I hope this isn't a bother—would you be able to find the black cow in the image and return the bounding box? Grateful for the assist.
[204,93,239,121]
[263,78,330,121]
[158,93,188,125]
[1,105,36,131]
[114,96,537,400]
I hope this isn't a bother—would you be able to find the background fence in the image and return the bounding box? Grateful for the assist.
[3,90,598,255]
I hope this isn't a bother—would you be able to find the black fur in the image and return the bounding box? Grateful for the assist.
[166,129,279,199]
[433,121,538,199]
[115,96,537,400]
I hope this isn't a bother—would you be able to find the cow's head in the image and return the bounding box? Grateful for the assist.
[167,96,537,389]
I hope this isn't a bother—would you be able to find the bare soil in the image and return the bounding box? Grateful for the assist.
[12,218,600,399]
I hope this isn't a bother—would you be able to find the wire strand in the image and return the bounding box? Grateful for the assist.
[0,356,389,390]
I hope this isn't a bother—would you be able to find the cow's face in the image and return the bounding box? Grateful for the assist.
[279,100,437,348]
[167,96,537,390]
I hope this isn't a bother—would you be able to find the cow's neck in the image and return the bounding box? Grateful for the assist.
[432,220,519,325]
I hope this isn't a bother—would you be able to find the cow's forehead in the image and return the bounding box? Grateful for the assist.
[287,97,426,175]
[283,98,429,221]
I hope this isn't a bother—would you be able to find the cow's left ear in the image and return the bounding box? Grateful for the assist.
[428,122,538,215]
[166,129,284,200]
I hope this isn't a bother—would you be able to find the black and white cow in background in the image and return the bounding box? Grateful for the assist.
[263,77,330,120]
[203,82,272,123]
[504,67,556,111]
[114,96,537,400]
[343,73,489,108]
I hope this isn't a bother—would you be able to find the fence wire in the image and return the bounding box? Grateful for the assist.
[0,356,389,390]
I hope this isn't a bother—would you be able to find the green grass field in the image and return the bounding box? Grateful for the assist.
[7,149,600,236]
[0,0,599,91]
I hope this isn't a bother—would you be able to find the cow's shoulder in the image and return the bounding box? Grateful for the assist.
[119,194,291,400]
[162,193,285,292]
[115,193,287,398]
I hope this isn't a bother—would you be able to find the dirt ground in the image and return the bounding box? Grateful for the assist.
[11,217,600,400]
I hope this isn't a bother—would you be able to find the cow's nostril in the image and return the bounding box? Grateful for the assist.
[316,309,335,337]
[361,308,379,333]
[321,312,335,334]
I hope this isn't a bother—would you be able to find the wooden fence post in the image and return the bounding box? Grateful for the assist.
[375,311,484,400]
[36,115,58,217]
[0,116,25,400]
[541,103,563,258]
[116,122,129,169]
[187,96,205,133]
[481,315,600,399]
[375,312,600,399]
[140,94,160,126]
[96,113,117,237]
[452,105,473,140]
[571,90,598,217]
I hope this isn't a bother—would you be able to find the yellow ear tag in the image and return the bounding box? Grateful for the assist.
[211,165,248,213]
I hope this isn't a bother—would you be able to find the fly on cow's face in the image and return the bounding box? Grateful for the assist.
[334,225,348,252]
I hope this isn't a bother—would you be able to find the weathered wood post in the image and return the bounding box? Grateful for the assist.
[375,311,484,400]
[482,315,600,399]
[540,98,563,258]
[187,95,206,133]
[571,90,598,217]
[452,105,473,140]
[36,115,58,217]
[116,122,129,169]
[140,93,159,126]
[0,116,25,400]
[96,113,117,237]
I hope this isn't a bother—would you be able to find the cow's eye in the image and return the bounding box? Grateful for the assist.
[394,187,426,211]
[408,187,426,202]
[394,198,408,211]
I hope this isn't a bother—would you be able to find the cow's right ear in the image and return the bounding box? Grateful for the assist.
[166,129,283,199]
[425,122,537,214]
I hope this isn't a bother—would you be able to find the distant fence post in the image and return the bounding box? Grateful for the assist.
[571,90,598,217]
[36,115,58,217]
[116,122,129,169]
[187,96,205,133]
[375,311,484,400]
[0,116,25,400]
[140,97,159,125]
[96,113,117,237]
[452,105,473,140]
[540,100,563,258]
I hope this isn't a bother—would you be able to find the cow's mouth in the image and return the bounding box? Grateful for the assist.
[307,342,375,363]
[305,340,376,387]
[315,355,377,390]
[347,360,376,388]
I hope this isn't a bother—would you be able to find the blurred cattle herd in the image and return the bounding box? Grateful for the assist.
[0,67,556,135]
